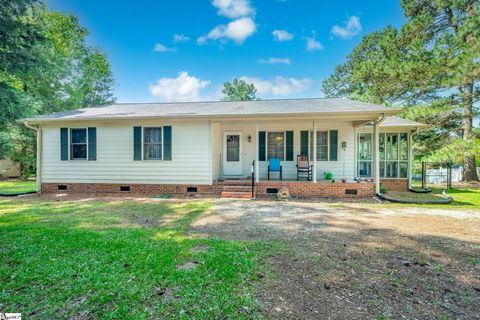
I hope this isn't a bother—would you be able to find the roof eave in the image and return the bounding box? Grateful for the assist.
[22,109,400,124]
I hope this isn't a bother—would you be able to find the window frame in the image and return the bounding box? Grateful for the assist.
[308,130,330,161]
[69,128,88,161]
[356,132,409,179]
[142,126,165,161]
[266,131,286,161]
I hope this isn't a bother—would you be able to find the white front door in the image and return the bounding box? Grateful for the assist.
[223,131,243,176]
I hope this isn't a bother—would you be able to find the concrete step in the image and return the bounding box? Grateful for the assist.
[220,191,253,199]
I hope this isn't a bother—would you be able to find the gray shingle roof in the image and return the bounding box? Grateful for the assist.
[24,98,400,122]
[380,116,428,128]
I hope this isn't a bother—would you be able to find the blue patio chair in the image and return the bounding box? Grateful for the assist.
[268,158,282,181]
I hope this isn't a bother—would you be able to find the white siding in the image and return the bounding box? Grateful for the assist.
[215,120,357,181]
[41,120,211,184]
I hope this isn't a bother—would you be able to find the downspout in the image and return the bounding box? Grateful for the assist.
[23,121,41,193]
[373,114,386,194]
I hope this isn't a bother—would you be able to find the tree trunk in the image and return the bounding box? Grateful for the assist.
[461,82,479,181]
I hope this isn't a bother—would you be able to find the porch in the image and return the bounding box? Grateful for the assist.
[210,116,397,196]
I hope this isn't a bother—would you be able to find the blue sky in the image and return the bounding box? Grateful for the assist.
[45,0,406,103]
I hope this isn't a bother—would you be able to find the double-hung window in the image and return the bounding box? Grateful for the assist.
[309,131,328,161]
[143,127,163,160]
[267,132,285,160]
[70,128,87,160]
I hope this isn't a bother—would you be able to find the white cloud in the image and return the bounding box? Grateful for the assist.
[212,0,254,18]
[201,17,256,44]
[153,43,176,52]
[149,71,211,102]
[305,37,323,51]
[240,76,310,96]
[173,34,190,43]
[258,57,291,64]
[272,29,294,42]
[331,16,362,39]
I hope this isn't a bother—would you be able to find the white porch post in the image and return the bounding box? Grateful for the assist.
[407,130,413,189]
[373,120,380,194]
[313,121,317,183]
[255,123,260,183]
[36,127,42,193]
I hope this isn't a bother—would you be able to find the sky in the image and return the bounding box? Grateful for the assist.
[45,0,407,103]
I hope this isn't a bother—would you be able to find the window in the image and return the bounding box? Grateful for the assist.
[70,128,87,160]
[309,131,328,161]
[226,134,240,162]
[357,133,372,177]
[143,127,163,160]
[267,132,284,160]
[357,132,409,178]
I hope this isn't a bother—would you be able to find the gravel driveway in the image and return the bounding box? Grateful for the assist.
[190,200,480,319]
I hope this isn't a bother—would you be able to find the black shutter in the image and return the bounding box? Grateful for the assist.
[258,131,266,161]
[60,128,68,161]
[286,131,294,161]
[133,126,142,161]
[88,127,96,161]
[329,130,338,161]
[300,131,309,156]
[163,126,172,160]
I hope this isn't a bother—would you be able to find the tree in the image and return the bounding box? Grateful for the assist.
[0,2,116,179]
[222,79,258,101]
[322,0,479,181]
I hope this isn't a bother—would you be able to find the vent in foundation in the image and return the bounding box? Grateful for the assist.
[345,189,358,195]
[187,187,197,193]
[266,188,279,194]
[120,186,130,192]
[58,185,67,191]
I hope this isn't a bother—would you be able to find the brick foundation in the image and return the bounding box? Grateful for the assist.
[380,179,408,192]
[42,181,375,198]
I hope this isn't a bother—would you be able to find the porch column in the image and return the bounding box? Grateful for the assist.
[313,121,317,183]
[255,123,260,183]
[373,120,380,194]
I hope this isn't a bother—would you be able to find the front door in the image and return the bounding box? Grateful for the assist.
[223,132,243,176]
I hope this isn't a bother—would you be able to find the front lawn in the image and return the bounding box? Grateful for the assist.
[0,197,266,319]
[0,179,36,194]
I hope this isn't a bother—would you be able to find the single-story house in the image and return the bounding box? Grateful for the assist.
[22,98,426,198]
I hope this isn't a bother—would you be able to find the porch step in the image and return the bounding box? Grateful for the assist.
[220,191,253,199]
[223,185,252,192]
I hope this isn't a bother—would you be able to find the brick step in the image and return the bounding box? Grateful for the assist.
[223,185,252,192]
[220,191,253,199]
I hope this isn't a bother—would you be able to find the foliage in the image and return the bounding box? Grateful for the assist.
[322,0,480,180]
[0,1,116,179]
[222,79,258,101]
[0,199,266,318]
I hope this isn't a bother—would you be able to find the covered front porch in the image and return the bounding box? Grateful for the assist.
[210,114,398,196]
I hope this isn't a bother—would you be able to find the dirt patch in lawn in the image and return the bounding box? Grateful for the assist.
[190,200,480,319]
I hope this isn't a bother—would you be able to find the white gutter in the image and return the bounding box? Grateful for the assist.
[23,121,41,193]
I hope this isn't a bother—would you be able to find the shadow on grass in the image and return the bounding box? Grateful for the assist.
[0,197,267,319]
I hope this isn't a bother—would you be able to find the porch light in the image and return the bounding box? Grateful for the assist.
[341,141,347,151]
[247,134,252,143]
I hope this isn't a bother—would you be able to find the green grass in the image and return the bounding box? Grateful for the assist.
[0,198,267,319]
[384,187,480,208]
[0,179,36,194]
